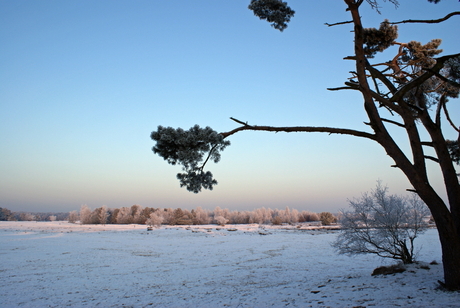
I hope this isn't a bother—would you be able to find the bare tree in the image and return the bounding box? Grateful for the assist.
[68,210,79,223]
[333,181,430,264]
[150,0,460,289]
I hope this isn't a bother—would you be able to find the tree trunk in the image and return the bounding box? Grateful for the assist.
[425,195,460,290]
[438,225,460,290]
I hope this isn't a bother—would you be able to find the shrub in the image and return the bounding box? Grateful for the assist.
[319,212,336,225]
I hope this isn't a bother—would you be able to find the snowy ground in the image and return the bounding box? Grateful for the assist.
[1,222,459,307]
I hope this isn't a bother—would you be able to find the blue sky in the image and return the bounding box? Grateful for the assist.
[1,0,459,213]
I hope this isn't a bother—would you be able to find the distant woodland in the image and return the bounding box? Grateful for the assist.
[0,205,337,226]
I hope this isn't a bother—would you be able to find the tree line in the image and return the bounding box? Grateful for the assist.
[71,205,336,226]
[0,208,68,222]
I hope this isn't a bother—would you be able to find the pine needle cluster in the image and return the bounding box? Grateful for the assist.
[151,125,230,193]
[248,0,295,32]
[362,20,398,58]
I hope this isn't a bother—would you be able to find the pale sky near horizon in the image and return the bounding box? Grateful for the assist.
[1,0,459,213]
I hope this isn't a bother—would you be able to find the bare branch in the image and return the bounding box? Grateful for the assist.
[425,155,440,163]
[230,117,252,127]
[421,141,434,147]
[327,85,359,91]
[325,20,353,27]
[220,121,376,140]
[443,101,460,133]
[382,118,405,128]
[391,11,460,25]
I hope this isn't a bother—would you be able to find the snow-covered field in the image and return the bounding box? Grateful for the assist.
[1,222,459,307]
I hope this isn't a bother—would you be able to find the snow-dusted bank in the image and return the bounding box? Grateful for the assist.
[1,221,458,307]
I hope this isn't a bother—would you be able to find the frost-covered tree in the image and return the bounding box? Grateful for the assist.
[333,182,430,264]
[19,213,36,221]
[98,205,109,225]
[130,205,144,224]
[141,207,156,223]
[229,210,251,224]
[193,206,211,224]
[290,208,300,223]
[79,205,92,224]
[110,208,120,224]
[151,0,460,289]
[170,208,193,225]
[161,208,175,225]
[116,207,133,224]
[215,215,229,226]
[146,212,164,227]
[212,206,226,220]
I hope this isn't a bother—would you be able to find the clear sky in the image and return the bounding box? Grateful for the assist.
[1,0,459,213]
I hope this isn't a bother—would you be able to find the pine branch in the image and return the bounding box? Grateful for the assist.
[391,54,460,103]
[391,11,460,24]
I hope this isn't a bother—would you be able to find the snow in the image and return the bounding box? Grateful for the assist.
[1,222,459,307]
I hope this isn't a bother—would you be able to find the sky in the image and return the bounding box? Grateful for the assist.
[1,0,459,213]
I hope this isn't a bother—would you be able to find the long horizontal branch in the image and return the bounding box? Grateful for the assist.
[390,11,460,24]
[220,118,376,140]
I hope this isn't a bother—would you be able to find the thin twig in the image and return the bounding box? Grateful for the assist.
[442,100,460,133]
[230,117,251,126]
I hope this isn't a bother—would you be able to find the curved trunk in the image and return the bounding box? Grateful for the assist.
[422,191,460,290]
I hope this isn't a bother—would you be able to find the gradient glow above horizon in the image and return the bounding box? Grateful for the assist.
[1,0,459,213]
